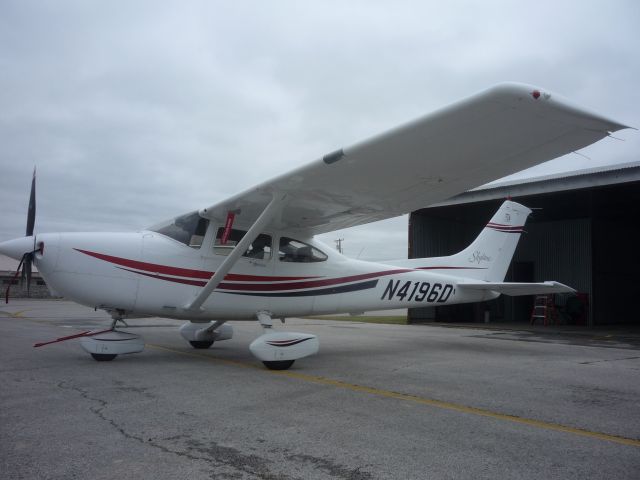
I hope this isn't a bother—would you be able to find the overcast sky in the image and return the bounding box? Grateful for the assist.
[0,0,638,260]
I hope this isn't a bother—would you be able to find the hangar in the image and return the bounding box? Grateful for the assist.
[408,161,640,327]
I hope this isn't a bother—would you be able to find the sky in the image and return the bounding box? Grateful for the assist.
[0,0,638,261]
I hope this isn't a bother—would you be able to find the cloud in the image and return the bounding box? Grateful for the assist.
[0,0,638,261]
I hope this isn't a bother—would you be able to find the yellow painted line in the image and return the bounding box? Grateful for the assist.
[148,343,640,448]
[0,310,26,318]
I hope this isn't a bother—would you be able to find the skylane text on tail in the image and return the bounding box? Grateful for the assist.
[0,83,629,368]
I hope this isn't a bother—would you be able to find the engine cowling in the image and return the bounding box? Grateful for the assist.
[249,331,319,362]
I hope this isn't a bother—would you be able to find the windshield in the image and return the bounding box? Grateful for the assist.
[149,211,209,248]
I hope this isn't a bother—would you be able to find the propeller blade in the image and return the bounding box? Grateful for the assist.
[5,168,39,304]
[24,168,37,298]
[5,253,26,304]
[24,253,33,297]
[26,167,36,237]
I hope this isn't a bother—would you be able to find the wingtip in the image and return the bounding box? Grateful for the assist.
[484,82,630,133]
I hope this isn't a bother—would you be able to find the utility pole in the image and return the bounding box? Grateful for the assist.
[334,238,344,254]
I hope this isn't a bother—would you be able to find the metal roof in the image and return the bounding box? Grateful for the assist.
[432,161,640,207]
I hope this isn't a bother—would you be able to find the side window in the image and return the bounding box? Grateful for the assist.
[279,237,327,263]
[214,228,272,259]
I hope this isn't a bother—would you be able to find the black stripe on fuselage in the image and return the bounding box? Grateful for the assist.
[218,279,379,297]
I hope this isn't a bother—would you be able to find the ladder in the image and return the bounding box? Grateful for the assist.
[530,295,556,326]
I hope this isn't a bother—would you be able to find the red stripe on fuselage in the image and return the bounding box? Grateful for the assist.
[216,269,411,291]
[118,268,207,287]
[416,266,487,270]
[74,248,317,282]
[120,266,410,291]
[76,248,485,293]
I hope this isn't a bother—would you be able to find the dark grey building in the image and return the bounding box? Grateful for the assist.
[409,162,640,327]
[0,255,53,299]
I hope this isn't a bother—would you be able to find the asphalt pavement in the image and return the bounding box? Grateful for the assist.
[1,300,639,479]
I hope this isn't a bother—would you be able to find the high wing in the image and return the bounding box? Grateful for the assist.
[200,83,628,234]
[458,281,576,296]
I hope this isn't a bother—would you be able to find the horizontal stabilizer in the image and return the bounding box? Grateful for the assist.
[458,281,576,296]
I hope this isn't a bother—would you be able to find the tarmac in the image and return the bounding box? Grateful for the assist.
[1,299,639,479]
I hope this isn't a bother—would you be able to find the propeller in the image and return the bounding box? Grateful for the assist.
[23,168,37,295]
[4,168,38,303]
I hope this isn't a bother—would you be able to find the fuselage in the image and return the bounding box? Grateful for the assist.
[32,230,495,321]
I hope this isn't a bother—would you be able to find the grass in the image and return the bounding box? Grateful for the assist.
[305,315,408,325]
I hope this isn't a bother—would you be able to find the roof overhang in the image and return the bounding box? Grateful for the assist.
[430,161,640,207]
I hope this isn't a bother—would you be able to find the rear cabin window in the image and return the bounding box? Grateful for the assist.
[214,228,272,259]
[279,237,327,263]
[150,211,209,248]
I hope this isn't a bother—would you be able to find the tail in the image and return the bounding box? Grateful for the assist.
[390,200,531,281]
[445,200,531,281]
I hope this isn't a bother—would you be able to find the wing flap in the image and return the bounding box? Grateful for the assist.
[458,281,576,296]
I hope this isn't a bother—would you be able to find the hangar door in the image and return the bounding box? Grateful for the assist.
[408,201,592,324]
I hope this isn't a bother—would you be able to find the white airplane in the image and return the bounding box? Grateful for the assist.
[0,83,628,369]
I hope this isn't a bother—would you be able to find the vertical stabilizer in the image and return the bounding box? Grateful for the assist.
[388,200,532,281]
[449,200,532,281]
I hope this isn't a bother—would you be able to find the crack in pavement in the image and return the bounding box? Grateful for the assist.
[57,381,284,478]
[56,381,371,479]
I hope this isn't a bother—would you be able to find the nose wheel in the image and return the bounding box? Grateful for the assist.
[189,340,214,349]
[91,353,118,362]
[263,360,295,370]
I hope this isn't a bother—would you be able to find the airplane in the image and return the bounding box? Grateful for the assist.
[0,83,629,370]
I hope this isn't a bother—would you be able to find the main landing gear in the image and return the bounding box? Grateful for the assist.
[180,315,318,370]
[180,321,234,350]
[249,311,319,370]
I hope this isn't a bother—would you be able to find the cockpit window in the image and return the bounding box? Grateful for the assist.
[214,228,272,259]
[149,211,209,248]
[279,237,327,262]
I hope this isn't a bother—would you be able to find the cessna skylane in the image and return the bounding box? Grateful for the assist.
[0,83,629,369]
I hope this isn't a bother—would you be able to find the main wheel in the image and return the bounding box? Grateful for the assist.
[189,340,214,349]
[263,360,295,370]
[91,353,117,361]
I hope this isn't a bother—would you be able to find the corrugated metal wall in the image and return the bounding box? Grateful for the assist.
[409,214,480,259]
[409,212,593,323]
[513,219,592,294]
[507,219,592,324]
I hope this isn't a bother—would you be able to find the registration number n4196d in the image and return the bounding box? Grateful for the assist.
[381,280,454,303]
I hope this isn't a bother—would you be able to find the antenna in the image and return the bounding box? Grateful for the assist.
[334,238,344,254]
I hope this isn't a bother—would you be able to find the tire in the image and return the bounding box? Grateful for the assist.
[189,340,214,349]
[263,360,295,370]
[91,353,117,362]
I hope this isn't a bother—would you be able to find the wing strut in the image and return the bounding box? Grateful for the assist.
[184,193,287,312]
